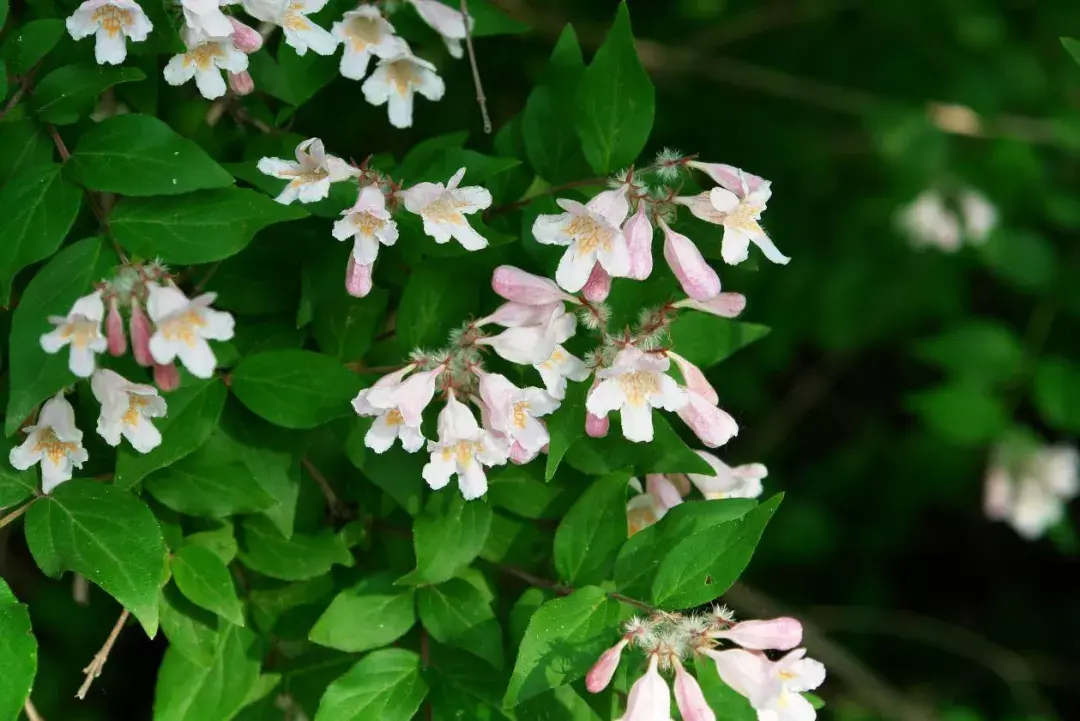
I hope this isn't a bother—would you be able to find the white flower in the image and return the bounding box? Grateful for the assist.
[478,372,558,457]
[626,475,684,536]
[399,167,491,249]
[332,186,399,265]
[244,0,339,56]
[181,0,234,40]
[687,451,766,500]
[959,188,997,243]
[40,290,107,378]
[985,444,1078,540]
[478,303,575,365]
[422,391,509,500]
[164,37,249,100]
[586,347,687,443]
[897,190,961,252]
[535,344,589,400]
[332,5,408,80]
[146,284,235,379]
[533,188,632,293]
[707,648,825,721]
[408,0,472,59]
[352,365,440,453]
[90,369,167,453]
[257,138,356,205]
[362,53,445,128]
[66,0,153,66]
[9,393,88,494]
[620,655,672,721]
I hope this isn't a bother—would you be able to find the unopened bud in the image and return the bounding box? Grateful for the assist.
[661,219,721,302]
[585,639,627,693]
[674,292,747,319]
[153,362,180,392]
[582,263,611,302]
[129,298,153,367]
[585,412,609,438]
[711,617,803,651]
[492,265,575,306]
[345,256,373,298]
[674,660,716,721]
[106,297,127,357]
[229,18,264,53]
[624,204,654,280]
[228,71,255,96]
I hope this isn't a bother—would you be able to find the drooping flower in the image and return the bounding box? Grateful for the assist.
[620,655,672,721]
[586,347,687,443]
[229,17,264,52]
[422,391,509,500]
[660,218,721,302]
[707,648,825,721]
[491,265,577,306]
[478,372,558,459]
[362,53,445,128]
[40,290,107,378]
[8,392,88,494]
[399,168,491,249]
[105,297,127,357]
[66,0,153,66]
[674,659,716,721]
[344,256,374,298]
[180,0,234,40]
[984,443,1078,540]
[228,70,255,95]
[536,344,589,400]
[257,138,356,205]
[244,0,339,56]
[585,411,609,438]
[145,284,235,379]
[586,639,629,693]
[408,0,472,59]
[687,450,766,500]
[153,362,181,392]
[669,351,738,448]
[582,263,612,302]
[352,365,440,453]
[129,298,153,367]
[623,203,654,280]
[533,188,632,292]
[164,36,250,100]
[958,188,997,243]
[333,185,399,265]
[711,617,803,651]
[332,5,408,80]
[90,369,167,453]
[478,304,575,365]
[674,292,747,318]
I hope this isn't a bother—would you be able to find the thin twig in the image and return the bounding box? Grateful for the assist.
[76,609,130,700]
[460,0,492,134]
[23,698,45,721]
[497,565,655,612]
[302,457,351,521]
[194,261,223,292]
[0,502,31,531]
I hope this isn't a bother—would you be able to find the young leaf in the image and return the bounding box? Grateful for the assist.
[67,114,234,196]
[237,516,354,581]
[907,382,1009,445]
[153,623,262,721]
[171,545,246,627]
[524,25,592,183]
[114,378,227,489]
[24,481,167,635]
[418,578,504,668]
[110,188,307,264]
[913,321,1023,386]
[544,380,587,480]
[0,577,36,721]
[231,350,363,429]
[668,314,771,368]
[395,259,481,349]
[553,471,629,586]
[503,586,622,707]
[651,493,783,608]
[32,65,146,125]
[309,574,416,653]
[0,163,83,304]
[575,2,655,174]
[397,493,493,585]
[1062,37,1080,66]
[1033,357,1080,433]
[313,648,428,721]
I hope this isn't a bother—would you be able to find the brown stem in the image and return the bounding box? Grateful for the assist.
[302,457,351,521]
[23,698,45,721]
[0,502,32,531]
[76,609,130,700]
[485,177,608,219]
[460,0,492,134]
[497,565,655,613]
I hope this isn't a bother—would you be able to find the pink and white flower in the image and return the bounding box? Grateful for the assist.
[105,297,126,357]
[146,284,235,379]
[333,185,399,265]
[687,450,766,500]
[90,369,167,453]
[362,53,445,128]
[620,655,672,721]
[399,168,491,249]
[164,35,249,100]
[66,0,153,66]
[984,443,1078,540]
[533,188,631,292]
[674,659,716,721]
[478,372,558,458]
[477,303,575,365]
[711,617,803,651]
[258,138,356,205]
[422,391,509,500]
[660,218,721,301]
[674,293,747,318]
[707,647,825,721]
[40,290,108,378]
[332,5,408,80]
[623,203,655,280]
[345,256,374,298]
[626,474,684,536]
[352,365,440,453]
[180,0,234,40]
[408,0,472,59]
[536,344,589,400]
[9,392,88,494]
[244,0,338,56]
[587,347,687,443]
[491,265,577,306]
[897,190,961,252]
[669,351,738,448]
[586,639,628,693]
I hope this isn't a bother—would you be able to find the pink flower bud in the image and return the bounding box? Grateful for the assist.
[228,71,255,96]
[674,661,716,721]
[345,256,373,298]
[669,352,718,405]
[509,440,540,464]
[585,412,609,438]
[586,639,627,693]
[477,301,560,329]
[646,474,684,511]
[677,292,746,318]
[492,265,574,305]
[712,617,803,651]
[154,362,180,392]
[582,263,611,302]
[129,299,153,367]
[106,297,127,357]
[229,18,264,53]
[661,219,721,301]
[677,394,738,448]
[624,204,654,280]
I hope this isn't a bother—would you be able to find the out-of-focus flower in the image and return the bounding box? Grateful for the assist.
[985,443,1078,540]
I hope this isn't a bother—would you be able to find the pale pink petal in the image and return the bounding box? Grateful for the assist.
[662,220,721,301]
[668,351,718,405]
[492,265,574,306]
[712,618,803,651]
[677,393,738,448]
[674,661,716,721]
[582,263,611,302]
[585,412,609,438]
[586,639,627,693]
[624,204,654,280]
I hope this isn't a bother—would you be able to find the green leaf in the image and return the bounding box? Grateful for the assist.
[32,65,146,125]
[396,259,481,349]
[565,412,712,476]
[114,379,227,489]
[418,578,504,669]
[171,545,245,627]
[237,516,353,581]
[313,289,389,362]
[544,380,587,480]
[248,40,338,108]
[146,456,276,518]
[427,643,513,721]
[68,114,233,196]
[694,655,756,721]
[553,471,629,586]
[396,131,469,181]
[488,465,571,519]
[160,581,222,665]
[153,623,261,721]
[183,525,238,564]
[231,350,362,429]
[1062,37,1080,65]
[913,321,1023,385]
[575,2,655,174]
[1,19,65,74]
[517,686,604,721]
[0,163,83,304]
[110,188,307,264]
[669,314,771,368]
[0,577,36,721]
[353,438,425,516]
[397,493,492,585]
[0,436,37,509]
[467,0,530,36]
[1033,357,1080,433]
[524,26,592,183]
[503,587,622,707]
[907,382,1009,445]
[0,120,53,185]
[978,229,1056,291]
[313,648,428,721]
[651,493,782,608]
[24,481,166,635]
[309,574,416,653]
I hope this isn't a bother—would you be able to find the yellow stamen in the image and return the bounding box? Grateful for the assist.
[421,197,466,226]
[618,371,660,406]
[353,211,386,236]
[33,428,78,465]
[385,408,404,427]
[385,59,417,95]
[512,401,529,429]
[92,5,132,37]
[345,15,381,51]
[184,43,225,71]
[566,215,613,254]
[122,395,148,427]
[159,310,207,347]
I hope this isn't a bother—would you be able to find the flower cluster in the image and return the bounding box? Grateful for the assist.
[984,441,1078,540]
[897,186,997,252]
[65,0,470,125]
[587,608,824,721]
[9,265,235,494]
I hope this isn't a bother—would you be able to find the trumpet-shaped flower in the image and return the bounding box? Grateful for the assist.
[408,0,472,58]
[707,648,825,721]
[399,167,491,249]
[164,37,249,100]
[535,344,589,400]
[245,0,339,56]
[620,655,672,721]
[687,450,766,500]
[422,392,509,500]
[586,347,687,443]
[352,365,440,453]
[258,138,356,205]
[332,5,408,79]
[333,186,399,265]
[8,393,88,494]
[146,284,235,379]
[40,290,107,378]
[181,0,234,40]
[362,53,445,128]
[66,0,153,65]
[478,372,558,457]
[90,369,167,453]
[533,188,631,292]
